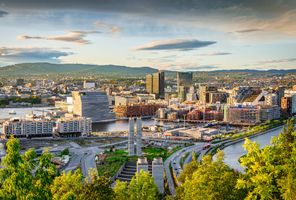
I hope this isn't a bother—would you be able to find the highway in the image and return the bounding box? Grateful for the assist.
[164,142,205,195]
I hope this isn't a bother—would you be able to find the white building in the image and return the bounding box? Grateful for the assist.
[115,96,138,106]
[3,114,91,138]
[83,81,95,89]
[56,116,92,137]
[3,118,55,138]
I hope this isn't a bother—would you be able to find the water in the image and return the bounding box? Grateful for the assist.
[92,119,158,132]
[92,119,185,132]
[222,126,284,172]
[0,107,56,119]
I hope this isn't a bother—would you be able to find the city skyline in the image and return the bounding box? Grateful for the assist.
[0,0,296,70]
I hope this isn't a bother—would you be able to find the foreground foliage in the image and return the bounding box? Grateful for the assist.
[176,151,246,200]
[176,118,296,200]
[0,137,159,200]
[237,118,296,199]
[0,118,295,200]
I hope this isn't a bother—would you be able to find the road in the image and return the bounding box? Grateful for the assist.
[164,143,205,195]
[62,143,103,178]
[63,140,132,179]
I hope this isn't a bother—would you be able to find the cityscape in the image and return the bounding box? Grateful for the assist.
[0,1,296,200]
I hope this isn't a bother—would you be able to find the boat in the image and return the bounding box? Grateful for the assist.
[8,110,16,115]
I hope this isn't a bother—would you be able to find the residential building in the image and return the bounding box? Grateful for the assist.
[3,118,55,138]
[225,106,260,125]
[56,116,92,137]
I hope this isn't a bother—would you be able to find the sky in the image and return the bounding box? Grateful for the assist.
[0,0,296,71]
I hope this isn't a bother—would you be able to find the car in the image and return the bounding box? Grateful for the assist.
[203,143,211,150]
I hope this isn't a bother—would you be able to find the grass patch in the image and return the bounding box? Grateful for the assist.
[143,147,168,160]
[97,149,128,177]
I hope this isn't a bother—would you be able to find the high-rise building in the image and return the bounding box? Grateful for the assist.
[146,71,165,98]
[281,96,292,116]
[177,72,193,88]
[276,86,285,106]
[199,85,218,104]
[177,72,193,102]
[185,86,197,101]
[146,74,153,94]
[136,117,142,156]
[72,90,115,122]
[177,85,187,102]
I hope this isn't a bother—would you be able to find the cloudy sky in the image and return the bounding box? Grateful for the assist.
[0,0,296,70]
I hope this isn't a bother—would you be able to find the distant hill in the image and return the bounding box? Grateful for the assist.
[0,62,295,77]
[211,69,296,74]
[0,63,159,77]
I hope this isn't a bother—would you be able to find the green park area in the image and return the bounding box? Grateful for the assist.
[97,149,128,177]
[97,145,184,177]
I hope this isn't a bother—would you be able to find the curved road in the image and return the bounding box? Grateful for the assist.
[164,143,204,195]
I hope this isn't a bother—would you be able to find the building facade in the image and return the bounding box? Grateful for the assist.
[56,117,92,137]
[146,71,165,98]
[3,118,54,138]
[72,90,115,122]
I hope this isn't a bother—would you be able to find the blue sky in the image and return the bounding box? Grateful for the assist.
[0,0,296,71]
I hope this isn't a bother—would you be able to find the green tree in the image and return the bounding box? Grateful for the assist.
[34,149,58,199]
[237,118,296,199]
[177,151,246,200]
[178,152,199,184]
[51,170,83,200]
[0,136,36,199]
[0,137,57,200]
[114,180,129,200]
[114,170,159,200]
[79,172,115,200]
